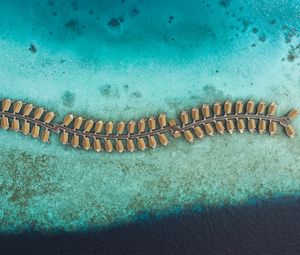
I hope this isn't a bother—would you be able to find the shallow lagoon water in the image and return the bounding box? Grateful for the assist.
[0,0,300,235]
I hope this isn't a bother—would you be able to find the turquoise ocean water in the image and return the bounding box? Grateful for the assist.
[0,0,300,233]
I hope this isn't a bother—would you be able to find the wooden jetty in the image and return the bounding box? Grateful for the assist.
[0,98,298,153]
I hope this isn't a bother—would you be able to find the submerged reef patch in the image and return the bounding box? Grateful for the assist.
[107,18,121,28]
[61,91,76,107]
[219,0,231,8]
[287,44,300,62]
[29,44,37,53]
[1,150,60,207]
[98,84,121,98]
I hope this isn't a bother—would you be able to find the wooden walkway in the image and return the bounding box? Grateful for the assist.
[0,99,298,153]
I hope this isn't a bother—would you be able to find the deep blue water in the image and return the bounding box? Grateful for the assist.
[1,196,300,255]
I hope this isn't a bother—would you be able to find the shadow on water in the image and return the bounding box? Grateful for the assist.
[1,195,300,255]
